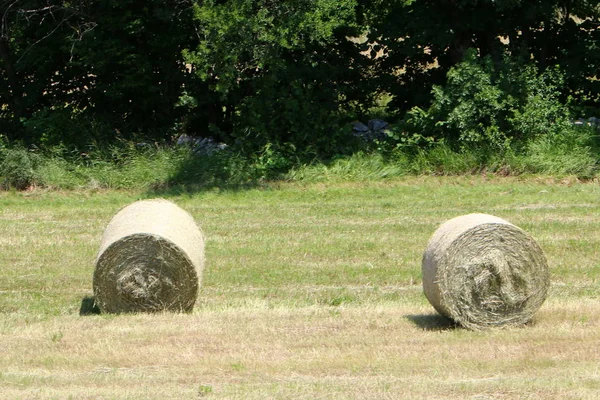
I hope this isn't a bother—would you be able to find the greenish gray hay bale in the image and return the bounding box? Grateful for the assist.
[422,213,549,329]
[93,199,205,313]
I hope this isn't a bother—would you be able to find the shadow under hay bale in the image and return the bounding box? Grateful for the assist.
[79,295,101,315]
[405,314,457,331]
[93,199,205,314]
[422,213,549,330]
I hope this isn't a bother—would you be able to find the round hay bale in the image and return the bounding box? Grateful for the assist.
[93,199,204,313]
[422,213,549,329]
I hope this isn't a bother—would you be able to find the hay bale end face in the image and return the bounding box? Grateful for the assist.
[422,213,549,329]
[94,199,205,313]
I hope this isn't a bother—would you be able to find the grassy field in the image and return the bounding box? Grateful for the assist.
[1,176,599,399]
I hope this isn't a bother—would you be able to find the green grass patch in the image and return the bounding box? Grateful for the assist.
[1,177,599,316]
[2,123,599,192]
[1,177,600,398]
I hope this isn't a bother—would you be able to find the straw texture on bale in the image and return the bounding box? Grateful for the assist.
[422,213,549,329]
[94,199,204,313]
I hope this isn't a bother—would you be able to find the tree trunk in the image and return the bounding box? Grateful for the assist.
[448,31,473,65]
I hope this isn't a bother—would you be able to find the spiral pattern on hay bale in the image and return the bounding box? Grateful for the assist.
[93,199,204,313]
[422,213,549,329]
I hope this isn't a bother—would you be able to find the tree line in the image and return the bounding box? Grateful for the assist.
[1,0,599,155]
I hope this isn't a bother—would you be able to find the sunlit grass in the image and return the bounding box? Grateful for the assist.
[1,177,599,398]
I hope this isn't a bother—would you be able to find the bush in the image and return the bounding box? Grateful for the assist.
[0,147,43,190]
[429,53,509,148]
[396,50,578,154]
[507,66,573,141]
[233,70,360,157]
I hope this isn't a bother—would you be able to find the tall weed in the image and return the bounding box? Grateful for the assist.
[1,130,598,192]
[521,126,598,177]
[286,152,409,182]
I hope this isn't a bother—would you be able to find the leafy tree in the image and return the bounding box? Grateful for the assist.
[362,0,600,116]
[0,1,92,141]
[183,0,369,154]
[70,0,196,141]
[1,0,196,145]
[1,0,597,155]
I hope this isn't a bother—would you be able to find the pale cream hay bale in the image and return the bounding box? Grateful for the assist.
[422,213,549,329]
[94,199,205,313]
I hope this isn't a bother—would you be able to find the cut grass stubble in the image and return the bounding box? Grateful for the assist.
[1,177,600,398]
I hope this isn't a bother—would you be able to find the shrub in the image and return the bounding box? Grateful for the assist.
[428,53,510,148]
[397,50,578,154]
[0,147,43,190]
[507,66,574,141]
[251,143,297,180]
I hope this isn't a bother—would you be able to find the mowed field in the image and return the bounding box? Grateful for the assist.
[0,176,599,399]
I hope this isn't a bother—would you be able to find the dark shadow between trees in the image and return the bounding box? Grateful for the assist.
[405,313,457,331]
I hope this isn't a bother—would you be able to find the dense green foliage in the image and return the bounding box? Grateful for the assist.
[1,0,367,152]
[395,51,580,148]
[182,0,365,154]
[0,0,599,187]
[363,0,600,114]
[1,0,195,145]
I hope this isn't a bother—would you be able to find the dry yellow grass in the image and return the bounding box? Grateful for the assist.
[1,299,599,399]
